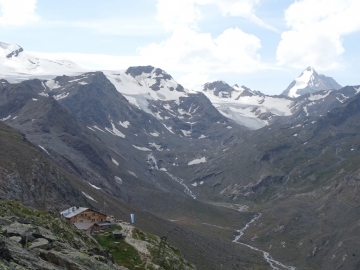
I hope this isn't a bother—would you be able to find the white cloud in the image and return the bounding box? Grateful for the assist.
[138,0,265,87]
[138,27,262,85]
[156,0,202,30]
[0,0,39,26]
[277,0,360,70]
[196,0,277,31]
[32,0,267,89]
[30,52,143,71]
[177,72,212,89]
[156,0,276,31]
[44,17,163,36]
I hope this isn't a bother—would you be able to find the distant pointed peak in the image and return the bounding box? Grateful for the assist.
[282,66,341,97]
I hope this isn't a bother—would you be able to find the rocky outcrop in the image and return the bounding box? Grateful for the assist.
[0,200,119,270]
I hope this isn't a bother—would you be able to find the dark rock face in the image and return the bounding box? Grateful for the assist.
[203,81,262,98]
[6,46,24,58]
[319,74,342,90]
[125,66,155,77]
[0,79,42,120]
[0,122,82,210]
[126,66,173,81]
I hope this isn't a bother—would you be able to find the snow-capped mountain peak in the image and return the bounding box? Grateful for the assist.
[201,80,262,100]
[282,66,342,98]
[124,66,186,93]
[0,41,84,83]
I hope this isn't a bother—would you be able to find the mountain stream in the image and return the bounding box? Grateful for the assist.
[233,214,296,270]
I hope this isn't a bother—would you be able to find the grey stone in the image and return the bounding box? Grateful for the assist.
[28,238,49,250]
[8,236,22,243]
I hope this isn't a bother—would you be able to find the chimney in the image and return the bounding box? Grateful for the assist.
[72,207,75,212]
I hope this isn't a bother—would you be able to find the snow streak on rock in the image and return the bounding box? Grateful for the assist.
[87,181,101,190]
[147,154,159,170]
[165,172,196,199]
[38,145,50,155]
[0,115,11,121]
[133,145,152,151]
[82,191,98,203]
[111,158,119,166]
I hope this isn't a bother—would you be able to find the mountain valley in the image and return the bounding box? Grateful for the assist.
[1,41,360,269]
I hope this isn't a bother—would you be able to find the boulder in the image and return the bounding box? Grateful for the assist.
[28,238,49,250]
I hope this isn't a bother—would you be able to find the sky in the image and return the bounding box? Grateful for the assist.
[0,0,360,95]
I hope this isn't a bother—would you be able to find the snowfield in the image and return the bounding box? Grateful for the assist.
[0,41,85,82]
[198,83,293,129]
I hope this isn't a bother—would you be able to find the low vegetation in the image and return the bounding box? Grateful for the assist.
[96,225,195,270]
[95,226,145,269]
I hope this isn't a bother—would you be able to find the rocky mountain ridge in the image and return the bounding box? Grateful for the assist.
[197,76,353,130]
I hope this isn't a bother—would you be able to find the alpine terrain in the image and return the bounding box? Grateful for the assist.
[1,41,360,270]
[282,66,342,98]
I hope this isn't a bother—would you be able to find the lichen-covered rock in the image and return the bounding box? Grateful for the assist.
[8,236,22,244]
[28,238,49,250]
[39,250,115,270]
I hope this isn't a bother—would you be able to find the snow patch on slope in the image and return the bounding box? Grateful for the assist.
[188,157,207,165]
[87,181,101,190]
[0,115,11,121]
[54,92,69,100]
[115,176,122,184]
[82,191,98,203]
[111,158,119,166]
[119,121,130,128]
[133,145,152,151]
[308,90,330,101]
[105,122,125,138]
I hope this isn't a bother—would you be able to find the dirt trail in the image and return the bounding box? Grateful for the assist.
[120,223,150,255]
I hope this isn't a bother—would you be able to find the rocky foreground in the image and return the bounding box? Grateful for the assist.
[0,200,195,270]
